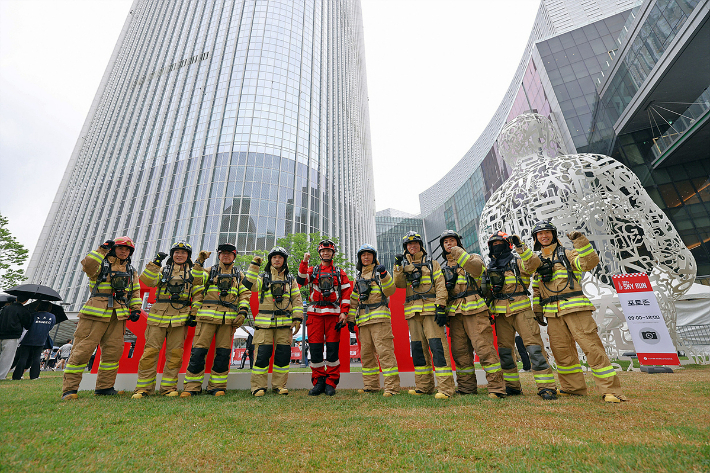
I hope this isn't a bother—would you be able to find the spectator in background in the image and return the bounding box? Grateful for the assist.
[12,302,56,380]
[240,330,254,370]
[0,297,32,380]
[55,340,73,371]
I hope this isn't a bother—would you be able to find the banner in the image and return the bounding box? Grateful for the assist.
[612,273,680,366]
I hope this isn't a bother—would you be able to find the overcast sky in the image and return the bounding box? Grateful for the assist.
[0,0,539,263]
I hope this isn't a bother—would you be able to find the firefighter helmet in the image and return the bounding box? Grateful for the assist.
[170,240,192,258]
[217,242,237,255]
[439,230,463,254]
[487,231,512,251]
[356,243,378,271]
[401,231,424,253]
[317,239,337,254]
[531,221,558,251]
[266,246,289,273]
[113,236,135,256]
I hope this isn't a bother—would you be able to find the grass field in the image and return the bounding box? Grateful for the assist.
[1,365,709,472]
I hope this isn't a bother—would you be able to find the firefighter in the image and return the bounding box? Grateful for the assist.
[347,244,400,396]
[393,231,453,399]
[243,247,303,396]
[180,242,251,397]
[439,230,506,399]
[486,231,557,400]
[297,239,352,396]
[131,241,205,398]
[531,221,627,403]
[61,237,142,399]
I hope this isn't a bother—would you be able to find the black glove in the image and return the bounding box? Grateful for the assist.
[348,321,356,333]
[394,254,404,266]
[186,314,197,327]
[535,313,547,326]
[434,305,447,327]
[335,321,345,331]
[153,252,168,266]
[128,310,141,322]
[100,240,115,250]
[375,265,387,277]
[507,235,522,248]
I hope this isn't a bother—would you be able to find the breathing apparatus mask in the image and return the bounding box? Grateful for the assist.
[318,273,334,297]
[216,274,234,297]
[405,266,423,288]
[442,266,458,292]
[490,244,511,259]
[537,258,554,282]
[165,279,185,301]
[269,280,287,303]
[110,272,131,298]
[488,270,505,293]
[357,278,373,301]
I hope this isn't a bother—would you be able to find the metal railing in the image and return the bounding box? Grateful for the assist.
[651,87,710,166]
[677,324,710,346]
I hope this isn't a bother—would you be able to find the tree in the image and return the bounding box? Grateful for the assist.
[0,213,29,290]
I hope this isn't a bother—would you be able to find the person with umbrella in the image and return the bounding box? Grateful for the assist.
[61,236,142,399]
[12,301,56,380]
[0,295,32,380]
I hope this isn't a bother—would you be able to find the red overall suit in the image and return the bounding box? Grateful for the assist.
[297,261,352,388]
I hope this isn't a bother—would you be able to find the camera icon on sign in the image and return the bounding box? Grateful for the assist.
[641,331,658,340]
[639,328,660,345]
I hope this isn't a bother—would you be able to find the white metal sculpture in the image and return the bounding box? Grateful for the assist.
[479,113,702,363]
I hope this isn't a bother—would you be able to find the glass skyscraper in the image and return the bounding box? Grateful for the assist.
[27,0,375,310]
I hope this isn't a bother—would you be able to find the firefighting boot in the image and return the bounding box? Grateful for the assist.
[208,389,226,396]
[603,394,622,403]
[253,388,267,397]
[506,386,523,396]
[407,389,428,395]
[94,387,118,396]
[383,392,396,397]
[274,388,289,395]
[164,391,179,397]
[61,390,78,400]
[308,377,326,396]
[325,384,336,396]
[434,393,450,400]
[488,392,507,399]
[358,389,378,394]
[131,392,146,399]
[538,388,557,400]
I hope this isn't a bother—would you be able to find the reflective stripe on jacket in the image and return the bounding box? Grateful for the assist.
[79,248,141,321]
[348,264,396,326]
[488,245,540,316]
[139,262,205,327]
[393,251,447,319]
[532,235,598,317]
[245,262,303,328]
[444,246,488,316]
[194,262,251,325]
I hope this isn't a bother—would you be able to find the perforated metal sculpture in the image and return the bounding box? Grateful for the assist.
[478,113,701,363]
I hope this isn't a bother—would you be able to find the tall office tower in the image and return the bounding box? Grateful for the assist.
[27,0,375,309]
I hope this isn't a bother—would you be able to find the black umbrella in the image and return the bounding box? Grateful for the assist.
[0,294,17,304]
[5,284,62,302]
[26,300,68,324]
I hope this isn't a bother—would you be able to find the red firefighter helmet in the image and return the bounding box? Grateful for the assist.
[317,239,337,254]
[113,236,135,256]
[487,231,512,251]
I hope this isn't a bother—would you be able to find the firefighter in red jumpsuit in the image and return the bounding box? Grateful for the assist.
[297,239,353,396]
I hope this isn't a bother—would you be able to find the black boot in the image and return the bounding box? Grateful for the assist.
[538,388,558,400]
[309,377,326,396]
[94,387,118,396]
[506,386,523,396]
[325,384,336,396]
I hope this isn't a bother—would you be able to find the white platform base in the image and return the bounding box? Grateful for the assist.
[77,370,490,391]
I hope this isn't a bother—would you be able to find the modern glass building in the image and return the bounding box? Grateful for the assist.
[27,0,376,309]
[375,209,424,270]
[419,0,639,258]
[587,0,709,277]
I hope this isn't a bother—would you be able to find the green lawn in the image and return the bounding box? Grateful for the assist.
[1,366,709,472]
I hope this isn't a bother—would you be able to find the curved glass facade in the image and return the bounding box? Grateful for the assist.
[27,0,375,310]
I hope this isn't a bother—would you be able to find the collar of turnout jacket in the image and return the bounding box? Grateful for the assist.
[139,262,205,326]
[347,264,395,326]
[80,249,142,321]
[532,239,598,316]
[488,245,537,316]
[443,247,487,316]
[196,262,251,324]
[246,263,303,328]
